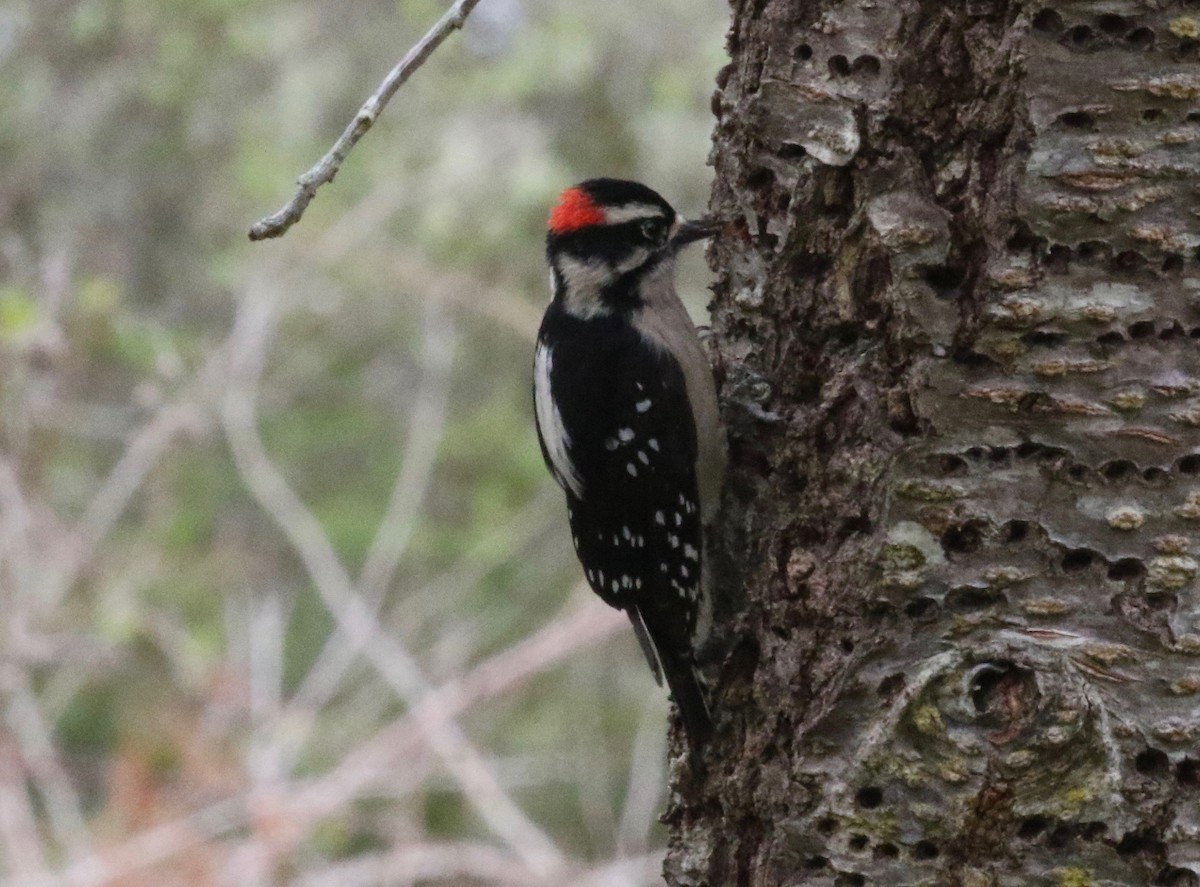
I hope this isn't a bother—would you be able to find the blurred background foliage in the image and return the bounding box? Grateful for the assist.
[0,0,727,882]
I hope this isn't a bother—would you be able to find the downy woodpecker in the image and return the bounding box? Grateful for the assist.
[533,179,725,757]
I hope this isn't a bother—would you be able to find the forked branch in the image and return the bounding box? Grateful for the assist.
[248,0,485,241]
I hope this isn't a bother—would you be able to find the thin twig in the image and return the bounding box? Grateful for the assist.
[248,0,486,241]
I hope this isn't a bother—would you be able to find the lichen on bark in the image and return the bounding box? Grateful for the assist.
[671,1,1200,885]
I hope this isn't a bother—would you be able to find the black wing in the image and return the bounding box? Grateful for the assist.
[533,307,711,753]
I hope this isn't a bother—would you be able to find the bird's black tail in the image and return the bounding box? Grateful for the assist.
[663,650,713,768]
[629,606,712,768]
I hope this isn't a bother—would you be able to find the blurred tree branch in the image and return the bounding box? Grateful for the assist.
[248,0,486,241]
[222,284,566,876]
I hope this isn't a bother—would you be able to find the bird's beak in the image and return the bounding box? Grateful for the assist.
[670,217,719,249]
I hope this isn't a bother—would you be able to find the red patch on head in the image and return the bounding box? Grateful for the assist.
[548,187,606,234]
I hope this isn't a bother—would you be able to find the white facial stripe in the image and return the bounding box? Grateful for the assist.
[534,343,584,497]
[557,255,609,291]
[555,255,612,319]
[603,203,668,225]
[613,245,655,276]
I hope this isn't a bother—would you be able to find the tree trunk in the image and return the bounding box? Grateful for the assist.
[669,1,1200,884]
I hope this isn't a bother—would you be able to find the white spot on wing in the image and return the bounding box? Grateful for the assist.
[618,427,635,442]
[534,344,583,497]
[637,450,649,465]
[627,463,638,477]
[684,544,699,561]
[636,399,651,412]
[648,438,659,451]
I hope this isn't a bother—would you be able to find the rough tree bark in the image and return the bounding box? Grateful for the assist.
[669,1,1200,885]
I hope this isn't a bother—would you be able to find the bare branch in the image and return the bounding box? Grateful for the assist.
[221,288,565,875]
[5,681,90,863]
[0,459,33,598]
[39,353,223,609]
[248,0,486,241]
[3,797,248,887]
[293,842,530,887]
[615,704,668,858]
[0,742,47,880]
[357,304,456,601]
[291,595,625,820]
[385,251,543,342]
[246,590,286,787]
[279,302,454,754]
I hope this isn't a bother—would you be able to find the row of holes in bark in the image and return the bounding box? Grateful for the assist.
[955,322,1200,367]
[1014,320,1200,348]
[809,817,1199,885]
[1005,239,1200,277]
[1016,815,1198,884]
[805,836,938,865]
[926,445,1200,487]
[922,253,1192,304]
[820,809,1200,883]
[1094,319,1200,346]
[938,517,1159,584]
[1014,814,1195,862]
[1047,246,1194,277]
[868,579,1175,626]
[792,44,882,79]
[1056,107,1200,129]
[1005,227,1200,269]
[1032,9,1168,53]
[899,584,1175,630]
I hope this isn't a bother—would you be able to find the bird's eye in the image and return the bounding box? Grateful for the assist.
[639,219,665,242]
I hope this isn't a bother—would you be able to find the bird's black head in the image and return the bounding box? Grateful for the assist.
[545,178,714,316]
